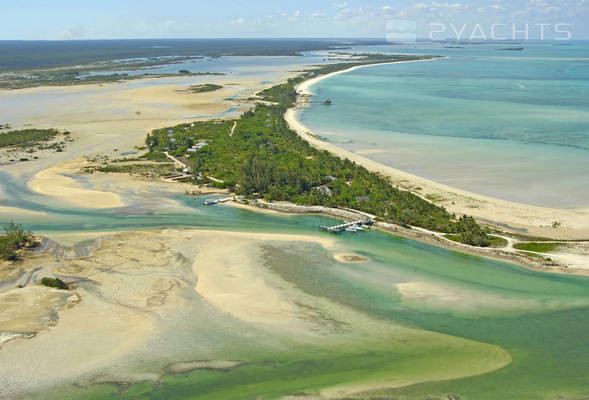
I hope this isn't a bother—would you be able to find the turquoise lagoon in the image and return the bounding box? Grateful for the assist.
[300,42,589,207]
[1,179,587,399]
[1,44,589,399]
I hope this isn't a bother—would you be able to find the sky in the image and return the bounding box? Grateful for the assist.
[2,0,588,40]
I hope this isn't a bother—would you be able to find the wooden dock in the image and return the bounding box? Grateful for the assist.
[308,97,332,105]
[203,197,233,206]
[320,219,373,233]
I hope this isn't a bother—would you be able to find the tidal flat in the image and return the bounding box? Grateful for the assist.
[1,44,588,399]
[1,201,587,399]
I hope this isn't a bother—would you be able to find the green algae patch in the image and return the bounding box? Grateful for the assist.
[55,335,509,400]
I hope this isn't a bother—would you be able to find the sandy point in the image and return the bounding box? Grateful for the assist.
[28,159,125,209]
[334,253,369,263]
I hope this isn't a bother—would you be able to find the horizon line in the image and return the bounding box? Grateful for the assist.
[2,37,589,42]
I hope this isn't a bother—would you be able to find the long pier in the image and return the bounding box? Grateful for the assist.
[308,97,332,105]
[203,197,233,206]
[320,219,372,233]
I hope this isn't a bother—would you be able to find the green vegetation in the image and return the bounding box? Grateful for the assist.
[91,162,178,178]
[188,83,223,93]
[0,70,225,90]
[446,233,507,248]
[40,277,68,290]
[488,235,509,247]
[425,193,446,202]
[513,242,562,253]
[142,54,492,247]
[140,150,169,162]
[0,128,63,148]
[0,128,72,158]
[0,222,37,261]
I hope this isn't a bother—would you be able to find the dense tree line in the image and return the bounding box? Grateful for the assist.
[145,56,491,247]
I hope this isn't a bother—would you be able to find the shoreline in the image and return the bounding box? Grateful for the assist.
[2,54,588,400]
[0,227,514,398]
[225,199,589,276]
[285,60,589,241]
[2,56,587,274]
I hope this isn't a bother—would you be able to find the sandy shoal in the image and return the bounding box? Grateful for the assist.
[0,228,515,398]
[0,205,47,216]
[186,229,335,326]
[28,158,125,209]
[1,71,300,215]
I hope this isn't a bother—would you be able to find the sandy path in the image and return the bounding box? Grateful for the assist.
[286,61,589,240]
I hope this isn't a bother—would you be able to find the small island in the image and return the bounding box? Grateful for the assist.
[0,128,74,162]
[188,83,223,93]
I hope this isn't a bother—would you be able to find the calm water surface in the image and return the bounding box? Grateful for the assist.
[1,45,588,398]
[2,186,587,399]
[301,42,589,207]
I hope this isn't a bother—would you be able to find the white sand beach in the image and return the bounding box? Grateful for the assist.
[286,61,589,241]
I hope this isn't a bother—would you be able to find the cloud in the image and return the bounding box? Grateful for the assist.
[231,18,246,24]
[541,6,561,13]
[58,26,85,40]
[332,2,348,9]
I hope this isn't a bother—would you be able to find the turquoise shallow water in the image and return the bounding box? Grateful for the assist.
[0,168,587,398]
[300,42,589,207]
[2,44,589,397]
[16,199,589,400]
[0,174,587,398]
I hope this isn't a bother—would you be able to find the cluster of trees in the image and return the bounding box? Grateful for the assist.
[257,75,307,107]
[144,55,491,247]
[450,216,491,247]
[0,222,36,261]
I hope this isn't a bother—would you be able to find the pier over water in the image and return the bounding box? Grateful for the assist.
[320,219,373,233]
